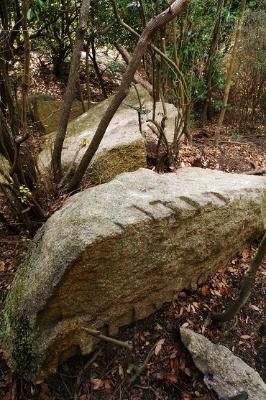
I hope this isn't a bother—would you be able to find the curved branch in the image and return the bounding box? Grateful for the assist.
[51,0,91,182]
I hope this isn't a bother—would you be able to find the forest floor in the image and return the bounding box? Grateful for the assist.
[0,56,265,399]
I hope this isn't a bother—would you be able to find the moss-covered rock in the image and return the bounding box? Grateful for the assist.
[31,97,84,134]
[1,167,265,380]
[0,156,10,184]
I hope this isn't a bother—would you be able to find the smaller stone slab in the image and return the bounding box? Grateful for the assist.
[180,327,266,400]
[38,85,180,186]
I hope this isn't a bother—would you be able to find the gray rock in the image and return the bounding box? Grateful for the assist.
[38,85,180,186]
[1,167,265,380]
[180,327,266,400]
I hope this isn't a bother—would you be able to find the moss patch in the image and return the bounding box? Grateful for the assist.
[82,140,147,187]
[35,100,84,134]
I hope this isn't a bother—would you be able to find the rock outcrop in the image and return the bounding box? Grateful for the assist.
[1,167,265,379]
[37,99,84,134]
[29,95,84,134]
[180,327,266,400]
[38,85,180,186]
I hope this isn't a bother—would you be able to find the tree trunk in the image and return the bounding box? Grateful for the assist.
[90,36,108,99]
[115,44,153,95]
[66,0,189,192]
[51,0,90,182]
[215,0,246,144]
[202,0,225,122]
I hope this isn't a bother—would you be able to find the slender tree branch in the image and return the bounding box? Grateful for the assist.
[51,0,91,182]
[82,327,133,351]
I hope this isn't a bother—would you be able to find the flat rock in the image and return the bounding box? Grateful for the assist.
[38,85,180,186]
[1,167,265,380]
[180,327,266,400]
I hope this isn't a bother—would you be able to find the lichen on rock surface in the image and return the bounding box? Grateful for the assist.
[1,167,265,380]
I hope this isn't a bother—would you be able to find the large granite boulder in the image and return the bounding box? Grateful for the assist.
[180,328,266,400]
[1,167,265,380]
[38,85,180,186]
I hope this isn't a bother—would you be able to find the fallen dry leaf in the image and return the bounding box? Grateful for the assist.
[118,364,124,380]
[158,372,178,383]
[91,378,104,390]
[104,379,113,393]
[249,304,260,311]
[201,285,209,296]
[181,393,192,400]
[39,383,50,400]
[0,261,5,272]
[154,338,165,356]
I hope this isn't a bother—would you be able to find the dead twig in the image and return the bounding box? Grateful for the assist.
[74,349,101,400]
[82,327,133,351]
[244,168,266,176]
[127,345,155,386]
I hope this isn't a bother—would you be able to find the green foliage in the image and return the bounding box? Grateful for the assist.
[26,0,261,114]
[27,0,45,21]
[29,0,80,76]
[125,104,151,115]
[18,185,32,205]
[106,59,125,77]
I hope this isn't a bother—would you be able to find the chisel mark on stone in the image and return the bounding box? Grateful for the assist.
[131,204,156,221]
[207,191,229,204]
[179,196,201,209]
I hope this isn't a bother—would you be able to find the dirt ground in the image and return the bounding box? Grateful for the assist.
[0,129,265,400]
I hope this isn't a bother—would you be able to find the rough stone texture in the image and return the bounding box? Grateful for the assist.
[38,85,180,186]
[1,167,265,380]
[180,327,266,400]
[33,98,84,134]
[262,192,266,228]
[0,156,9,183]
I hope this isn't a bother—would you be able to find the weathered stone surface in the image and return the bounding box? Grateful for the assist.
[33,98,84,134]
[180,327,266,400]
[1,167,265,379]
[38,85,180,186]
[262,191,266,227]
